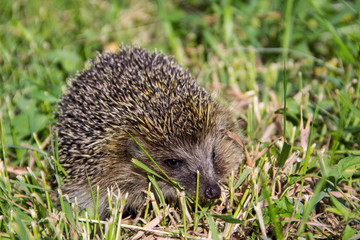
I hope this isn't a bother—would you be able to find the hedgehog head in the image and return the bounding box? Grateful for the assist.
[126,115,242,201]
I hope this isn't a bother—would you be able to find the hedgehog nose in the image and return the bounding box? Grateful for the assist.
[205,184,221,199]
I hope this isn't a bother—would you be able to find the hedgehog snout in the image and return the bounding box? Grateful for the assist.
[204,183,221,199]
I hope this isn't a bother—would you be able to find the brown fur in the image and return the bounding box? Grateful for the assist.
[54,47,242,218]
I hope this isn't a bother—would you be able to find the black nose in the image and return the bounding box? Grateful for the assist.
[205,184,221,199]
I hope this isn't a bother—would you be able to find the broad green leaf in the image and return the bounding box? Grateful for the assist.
[342,225,357,240]
[337,156,360,178]
[277,142,291,168]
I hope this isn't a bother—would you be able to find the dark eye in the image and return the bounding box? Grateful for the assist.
[164,159,182,168]
[212,150,215,160]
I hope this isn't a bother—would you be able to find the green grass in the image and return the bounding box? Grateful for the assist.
[1,0,360,239]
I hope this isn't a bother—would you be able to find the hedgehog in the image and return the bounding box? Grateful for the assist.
[54,47,242,218]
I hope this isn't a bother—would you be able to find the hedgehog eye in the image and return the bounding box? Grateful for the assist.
[212,150,216,160]
[164,159,182,168]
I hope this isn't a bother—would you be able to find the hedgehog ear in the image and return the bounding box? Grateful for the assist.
[126,138,144,159]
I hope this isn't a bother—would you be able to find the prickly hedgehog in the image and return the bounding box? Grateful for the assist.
[55,47,242,218]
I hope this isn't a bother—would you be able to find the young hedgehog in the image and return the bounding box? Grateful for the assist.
[55,47,242,218]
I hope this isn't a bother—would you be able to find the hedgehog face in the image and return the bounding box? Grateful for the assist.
[169,134,241,200]
[127,132,241,201]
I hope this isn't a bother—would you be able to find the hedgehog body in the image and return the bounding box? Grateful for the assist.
[55,47,242,218]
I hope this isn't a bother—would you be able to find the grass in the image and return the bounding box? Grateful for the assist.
[1,0,360,239]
